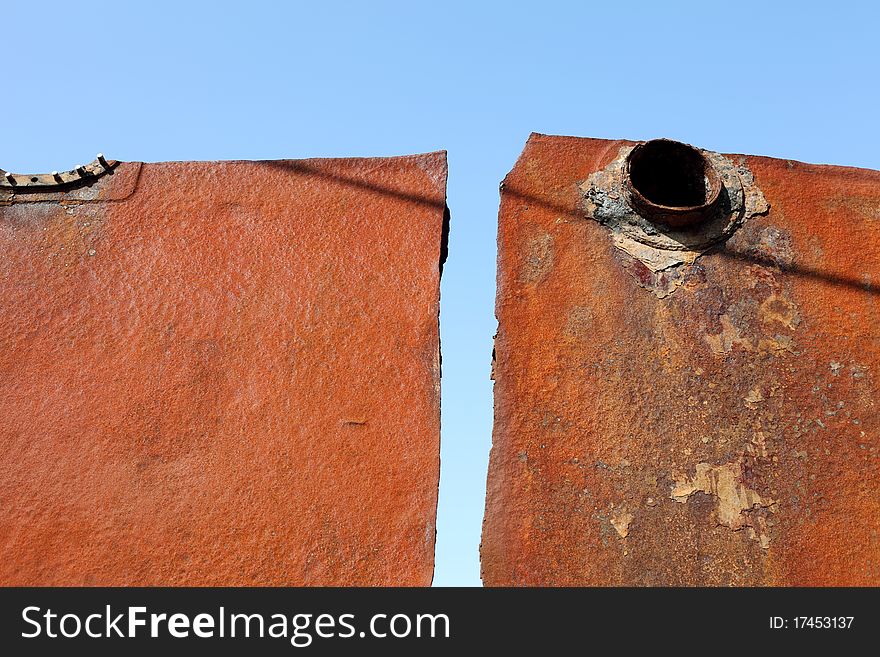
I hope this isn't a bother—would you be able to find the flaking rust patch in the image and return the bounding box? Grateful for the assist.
[743,387,765,408]
[580,146,768,297]
[671,459,777,547]
[610,510,634,539]
[703,314,796,356]
[702,260,801,357]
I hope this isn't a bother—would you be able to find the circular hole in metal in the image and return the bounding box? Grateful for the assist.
[625,139,722,228]
[628,140,709,206]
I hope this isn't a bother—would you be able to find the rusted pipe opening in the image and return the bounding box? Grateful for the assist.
[625,139,722,229]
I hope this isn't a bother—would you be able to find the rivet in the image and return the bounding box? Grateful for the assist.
[97,153,110,169]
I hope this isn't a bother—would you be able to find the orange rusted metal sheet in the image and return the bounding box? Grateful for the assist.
[0,153,446,585]
[482,134,880,586]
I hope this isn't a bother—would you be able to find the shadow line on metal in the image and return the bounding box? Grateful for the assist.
[261,159,446,209]
[503,186,878,295]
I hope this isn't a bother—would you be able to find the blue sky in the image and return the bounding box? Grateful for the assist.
[6,1,878,586]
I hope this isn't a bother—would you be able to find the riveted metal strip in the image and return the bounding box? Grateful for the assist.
[1,155,117,190]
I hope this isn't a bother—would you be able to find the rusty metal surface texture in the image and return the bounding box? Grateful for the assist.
[0,152,447,585]
[482,134,880,586]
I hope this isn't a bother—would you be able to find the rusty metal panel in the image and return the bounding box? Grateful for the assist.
[0,153,446,585]
[482,134,880,586]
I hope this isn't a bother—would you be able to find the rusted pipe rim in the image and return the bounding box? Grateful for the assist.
[624,139,722,229]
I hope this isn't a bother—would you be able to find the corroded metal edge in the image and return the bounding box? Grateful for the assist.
[1,156,118,190]
[1,161,143,206]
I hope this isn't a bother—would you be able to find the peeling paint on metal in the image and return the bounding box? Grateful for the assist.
[671,459,777,547]
[580,145,769,298]
[482,133,880,586]
[610,510,634,539]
